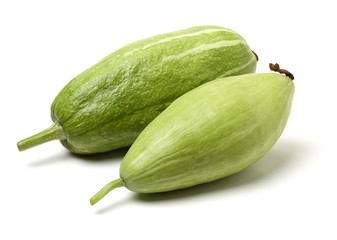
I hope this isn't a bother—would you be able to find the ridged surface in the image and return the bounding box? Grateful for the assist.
[120,73,294,193]
[51,25,257,153]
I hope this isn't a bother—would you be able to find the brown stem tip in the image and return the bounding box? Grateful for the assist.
[269,63,294,80]
[252,51,259,61]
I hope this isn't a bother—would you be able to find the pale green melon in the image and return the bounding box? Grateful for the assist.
[90,70,294,205]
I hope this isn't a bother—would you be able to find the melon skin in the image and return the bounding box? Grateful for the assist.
[120,73,294,193]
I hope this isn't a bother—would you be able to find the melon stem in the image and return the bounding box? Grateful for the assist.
[17,121,66,151]
[90,178,125,205]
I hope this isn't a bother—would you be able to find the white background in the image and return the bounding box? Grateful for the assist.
[1,0,336,239]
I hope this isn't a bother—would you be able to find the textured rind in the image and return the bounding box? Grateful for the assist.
[120,73,294,193]
[51,25,257,154]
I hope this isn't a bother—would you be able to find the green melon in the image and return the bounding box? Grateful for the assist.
[90,67,294,205]
[17,25,257,154]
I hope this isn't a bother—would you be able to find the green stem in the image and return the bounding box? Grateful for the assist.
[90,178,125,206]
[17,121,66,151]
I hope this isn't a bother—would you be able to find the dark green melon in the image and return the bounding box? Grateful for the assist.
[17,25,257,154]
